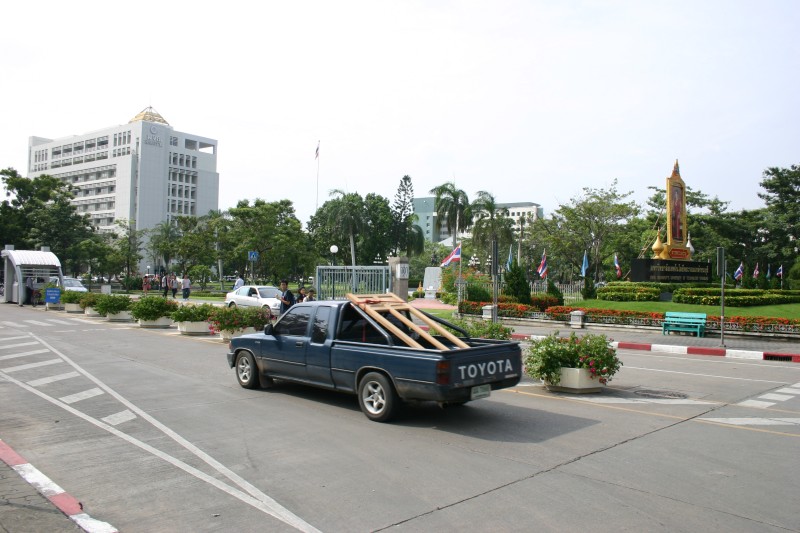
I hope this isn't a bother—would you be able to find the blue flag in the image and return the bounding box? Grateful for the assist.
[581,251,589,278]
[506,244,513,271]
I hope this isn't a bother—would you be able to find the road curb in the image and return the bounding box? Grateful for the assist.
[514,334,800,363]
[0,439,117,533]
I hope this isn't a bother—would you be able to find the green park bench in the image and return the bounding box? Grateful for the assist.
[662,312,707,337]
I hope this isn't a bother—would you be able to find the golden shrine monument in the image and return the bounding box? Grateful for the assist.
[630,161,712,283]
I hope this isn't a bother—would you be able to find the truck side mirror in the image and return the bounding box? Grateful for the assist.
[263,323,274,335]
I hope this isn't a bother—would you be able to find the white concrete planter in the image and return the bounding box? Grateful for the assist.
[84,306,102,317]
[106,310,133,322]
[219,327,258,341]
[177,321,213,336]
[138,317,174,329]
[46,303,64,311]
[545,367,603,394]
[65,303,83,313]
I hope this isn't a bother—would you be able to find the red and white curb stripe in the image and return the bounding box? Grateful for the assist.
[511,333,800,363]
[0,439,117,533]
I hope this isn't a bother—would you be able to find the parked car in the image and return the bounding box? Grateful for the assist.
[50,276,89,293]
[224,285,281,316]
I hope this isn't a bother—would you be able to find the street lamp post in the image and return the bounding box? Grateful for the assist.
[330,245,338,266]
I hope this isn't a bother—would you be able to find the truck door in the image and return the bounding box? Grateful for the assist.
[265,305,312,378]
[306,306,334,386]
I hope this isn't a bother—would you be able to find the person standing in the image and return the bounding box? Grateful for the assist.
[233,273,244,291]
[296,287,307,303]
[170,273,178,299]
[181,273,191,301]
[277,279,295,315]
[305,288,316,302]
[162,273,169,298]
[142,275,150,296]
[24,276,34,306]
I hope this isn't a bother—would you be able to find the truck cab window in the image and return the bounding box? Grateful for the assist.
[311,307,331,344]
[274,307,311,336]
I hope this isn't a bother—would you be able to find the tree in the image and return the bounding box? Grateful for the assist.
[113,219,144,277]
[429,182,471,248]
[758,164,800,263]
[147,221,181,273]
[504,259,531,304]
[361,193,394,264]
[535,180,639,282]
[470,190,514,263]
[326,190,365,269]
[391,175,415,255]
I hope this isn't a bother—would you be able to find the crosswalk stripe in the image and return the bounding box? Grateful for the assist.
[0,342,39,351]
[1,322,27,328]
[45,319,73,325]
[1,359,62,373]
[24,320,50,326]
[738,399,775,408]
[59,387,104,404]
[702,417,800,426]
[102,410,137,426]
[27,371,81,387]
[776,387,800,395]
[572,397,717,406]
[0,336,31,343]
[759,393,794,402]
[0,349,50,361]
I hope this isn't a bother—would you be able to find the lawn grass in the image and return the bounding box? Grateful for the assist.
[575,299,800,319]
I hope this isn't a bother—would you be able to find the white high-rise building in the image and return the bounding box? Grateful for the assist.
[28,107,219,239]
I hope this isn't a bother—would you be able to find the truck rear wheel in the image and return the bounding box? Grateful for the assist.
[358,372,398,422]
[235,351,260,389]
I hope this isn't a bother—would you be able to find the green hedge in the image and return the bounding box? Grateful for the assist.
[596,285,661,302]
[673,288,800,306]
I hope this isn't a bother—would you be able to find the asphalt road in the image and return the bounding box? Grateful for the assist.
[1,304,799,532]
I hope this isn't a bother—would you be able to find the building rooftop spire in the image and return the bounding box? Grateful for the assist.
[129,106,169,125]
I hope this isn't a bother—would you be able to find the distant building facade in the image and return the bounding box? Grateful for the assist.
[28,107,219,271]
[413,197,543,243]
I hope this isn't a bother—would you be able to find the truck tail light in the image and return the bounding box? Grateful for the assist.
[436,360,450,385]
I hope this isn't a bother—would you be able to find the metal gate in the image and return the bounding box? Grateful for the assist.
[315,265,390,301]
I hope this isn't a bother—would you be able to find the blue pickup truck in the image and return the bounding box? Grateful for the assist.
[226,298,522,422]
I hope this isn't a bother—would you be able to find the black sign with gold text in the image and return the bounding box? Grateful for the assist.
[630,259,712,283]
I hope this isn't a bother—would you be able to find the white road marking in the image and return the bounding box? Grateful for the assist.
[27,371,81,387]
[59,387,104,404]
[758,393,795,402]
[775,387,800,395]
[622,366,787,384]
[1,359,62,373]
[738,399,776,408]
[0,349,50,361]
[0,341,38,350]
[1,321,27,327]
[101,410,137,425]
[0,335,31,343]
[24,320,51,326]
[572,397,718,405]
[702,417,800,426]
[2,333,321,533]
[45,319,73,325]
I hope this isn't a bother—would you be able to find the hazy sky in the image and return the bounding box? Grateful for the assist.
[3,1,798,226]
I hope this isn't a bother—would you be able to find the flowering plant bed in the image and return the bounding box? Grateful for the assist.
[525,332,622,386]
[130,296,179,321]
[209,306,272,334]
[171,303,216,323]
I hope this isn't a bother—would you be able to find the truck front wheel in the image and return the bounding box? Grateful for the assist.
[235,351,260,389]
[358,372,398,422]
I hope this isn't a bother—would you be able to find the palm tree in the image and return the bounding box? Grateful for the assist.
[327,189,365,269]
[429,182,471,248]
[471,191,514,255]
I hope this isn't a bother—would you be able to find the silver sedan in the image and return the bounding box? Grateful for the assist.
[224,285,281,316]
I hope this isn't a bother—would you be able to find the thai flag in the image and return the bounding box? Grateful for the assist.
[734,262,744,281]
[776,265,783,278]
[753,263,759,278]
[440,243,461,267]
[537,250,548,279]
[614,253,622,278]
[315,141,320,159]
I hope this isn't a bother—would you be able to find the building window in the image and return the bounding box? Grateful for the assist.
[170,136,178,146]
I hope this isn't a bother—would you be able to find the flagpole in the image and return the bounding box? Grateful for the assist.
[315,140,320,212]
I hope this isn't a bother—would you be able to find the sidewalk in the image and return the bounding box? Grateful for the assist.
[0,440,116,533]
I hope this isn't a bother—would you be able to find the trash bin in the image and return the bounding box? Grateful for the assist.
[482,305,496,321]
[101,284,112,295]
[570,310,586,329]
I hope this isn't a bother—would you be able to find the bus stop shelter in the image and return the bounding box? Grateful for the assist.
[1,247,64,305]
